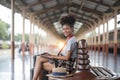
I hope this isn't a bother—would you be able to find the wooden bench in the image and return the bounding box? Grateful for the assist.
[48,39,120,80]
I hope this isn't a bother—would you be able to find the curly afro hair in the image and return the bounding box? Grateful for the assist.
[59,14,76,28]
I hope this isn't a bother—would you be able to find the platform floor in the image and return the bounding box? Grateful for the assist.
[0,49,120,80]
[89,51,120,73]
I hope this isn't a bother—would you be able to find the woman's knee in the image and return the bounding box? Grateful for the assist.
[32,77,37,80]
[43,62,55,71]
[36,56,41,60]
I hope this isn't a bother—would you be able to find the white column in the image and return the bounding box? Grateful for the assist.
[29,15,33,70]
[40,24,43,53]
[29,15,32,45]
[37,21,40,54]
[103,17,105,45]
[114,10,117,44]
[114,9,118,57]
[98,25,100,46]
[32,18,35,54]
[22,12,25,56]
[11,0,15,80]
[94,24,97,47]
[22,11,25,80]
[106,15,109,45]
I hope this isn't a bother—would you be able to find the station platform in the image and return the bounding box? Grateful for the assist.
[0,50,120,80]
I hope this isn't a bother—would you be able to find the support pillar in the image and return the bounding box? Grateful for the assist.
[32,19,35,54]
[36,21,40,54]
[22,11,25,80]
[94,25,97,52]
[106,15,109,54]
[102,17,106,54]
[11,0,15,80]
[98,25,100,54]
[113,10,118,57]
[29,15,34,55]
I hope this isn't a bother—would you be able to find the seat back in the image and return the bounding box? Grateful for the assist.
[77,39,90,70]
[57,39,90,73]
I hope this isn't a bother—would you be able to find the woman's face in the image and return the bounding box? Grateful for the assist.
[62,24,73,37]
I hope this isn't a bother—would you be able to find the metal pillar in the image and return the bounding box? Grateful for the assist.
[22,11,25,80]
[37,21,40,54]
[102,17,105,53]
[11,0,15,80]
[106,15,109,54]
[97,24,101,66]
[29,15,33,70]
[98,25,100,54]
[114,10,118,57]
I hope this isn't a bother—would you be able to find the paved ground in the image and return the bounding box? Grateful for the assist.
[0,47,58,80]
[89,51,120,73]
[0,48,31,80]
[0,49,120,80]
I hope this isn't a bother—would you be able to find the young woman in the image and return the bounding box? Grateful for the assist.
[32,14,77,80]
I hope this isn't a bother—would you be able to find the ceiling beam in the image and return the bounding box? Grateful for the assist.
[41,0,54,29]
[69,3,103,17]
[29,2,103,18]
[23,0,53,9]
[78,24,90,33]
[87,0,112,7]
[35,7,98,29]
[46,15,93,28]
[42,15,92,32]
[76,18,92,28]
[38,12,60,19]
[81,7,103,17]
[76,26,87,35]
[71,10,98,23]
[75,15,95,26]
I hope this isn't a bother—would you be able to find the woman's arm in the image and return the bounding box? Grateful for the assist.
[50,50,71,60]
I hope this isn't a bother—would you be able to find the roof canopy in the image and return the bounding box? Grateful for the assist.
[0,0,120,38]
